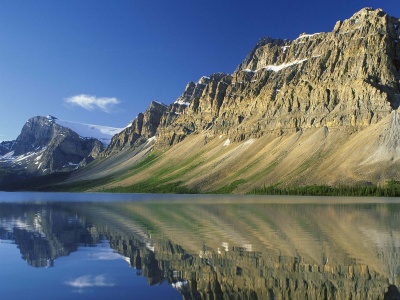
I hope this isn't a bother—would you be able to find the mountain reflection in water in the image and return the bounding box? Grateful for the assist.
[0,195,400,299]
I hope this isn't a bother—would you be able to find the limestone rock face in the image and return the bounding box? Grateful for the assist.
[141,101,168,138]
[157,73,233,147]
[104,101,168,155]
[41,7,400,192]
[156,8,400,147]
[104,114,144,156]
[158,82,197,130]
[0,116,104,174]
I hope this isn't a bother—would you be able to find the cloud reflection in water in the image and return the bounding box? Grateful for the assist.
[65,274,114,288]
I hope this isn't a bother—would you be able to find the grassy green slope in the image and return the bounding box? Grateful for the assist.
[12,112,400,196]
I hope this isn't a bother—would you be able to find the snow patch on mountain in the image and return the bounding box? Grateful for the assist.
[223,139,231,147]
[54,119,124,145]
[294,32,323,40]
[244,58,308,73]
[174,100,190,106]
[1,151,15,159]
[145,136,156,147]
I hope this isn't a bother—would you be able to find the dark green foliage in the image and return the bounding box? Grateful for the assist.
[211,179,246,194]
[0,167,14,183]
[0,171,71,191]
[41,175,116,192]
[105,181,198,194]
[249,181,400,197]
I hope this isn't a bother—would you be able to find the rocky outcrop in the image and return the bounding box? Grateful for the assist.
[0,116,104,174]
[0,141,13,156]
[104,100,168,155]
[158,82,196,129]
[157,73,232,147]
[156,8,400,147]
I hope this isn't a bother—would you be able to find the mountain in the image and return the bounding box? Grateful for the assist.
[155,8,399,148]
[3,8,400,193]
[0,116,123,176]
[103,101,168,156]
[0,141,13,156]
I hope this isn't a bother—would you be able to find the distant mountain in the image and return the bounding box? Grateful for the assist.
[0,115,123,175]
[0,141,13,156]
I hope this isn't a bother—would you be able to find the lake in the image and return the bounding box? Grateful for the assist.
[0,192,399,299]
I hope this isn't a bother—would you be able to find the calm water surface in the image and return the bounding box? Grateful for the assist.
[0,192,400,299]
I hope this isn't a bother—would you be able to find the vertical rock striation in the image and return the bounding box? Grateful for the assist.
[104,101,168,155]
[155,8,400,146]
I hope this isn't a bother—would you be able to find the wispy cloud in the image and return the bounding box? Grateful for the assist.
[64,274,114,288]
[65,94,120,113]
[91,251,124,260]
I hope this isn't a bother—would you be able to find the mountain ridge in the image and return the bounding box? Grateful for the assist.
[153,7,399,149]
[2,7,400,193]
[0,116,118,175]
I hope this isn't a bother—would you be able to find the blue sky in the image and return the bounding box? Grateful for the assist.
[0,1,399,141]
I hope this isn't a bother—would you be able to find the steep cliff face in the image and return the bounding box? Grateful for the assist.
[157,73,232,147]
[0,116,104,174]
[55,8,400,192]
[156,8,400,146]
[104,100,168,155]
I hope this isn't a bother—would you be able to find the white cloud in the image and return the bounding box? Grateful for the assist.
[64,274,114,288]
[91,251,123,260]
[65,94,120,113]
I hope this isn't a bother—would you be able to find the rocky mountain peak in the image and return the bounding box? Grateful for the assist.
[0,141,13,156]
[13,116,67,156]
[235,37,289,73]
[334,7,390,34]
[256,36,288,47]
[1,116,104,174]
[154,7,400,148]
[103,100,168,155]
[179,82,196,101]
[144,101,169,137]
